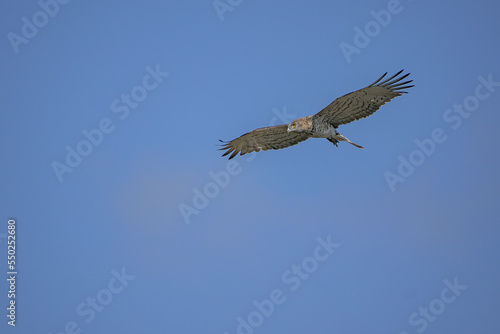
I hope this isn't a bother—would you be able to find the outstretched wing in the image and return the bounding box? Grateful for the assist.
[313,70,413,127]
[219,124,310,159]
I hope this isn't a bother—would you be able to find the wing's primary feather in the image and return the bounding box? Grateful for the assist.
[219,124,310,159]
[313,70,413,126]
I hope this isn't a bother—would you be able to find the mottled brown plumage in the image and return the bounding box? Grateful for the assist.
[219,125,309,160]
[220,70,413,159]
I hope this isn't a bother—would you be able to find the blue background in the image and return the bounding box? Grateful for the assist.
[1,0,499,333]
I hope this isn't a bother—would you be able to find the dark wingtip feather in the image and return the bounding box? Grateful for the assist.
[396,85,415,91]
[369,70,415,90]
[218,140,240,159]
[378,69,406,86]
[229,150,238,159]
[367,72,388,87]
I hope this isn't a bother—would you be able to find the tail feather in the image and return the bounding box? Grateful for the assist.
[335,134,364,149]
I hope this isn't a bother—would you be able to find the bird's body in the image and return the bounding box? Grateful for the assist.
[311,122,339,139]
[289,116,361,147]
[220,70,413,159]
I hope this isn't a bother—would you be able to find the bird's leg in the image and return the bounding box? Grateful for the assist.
[327,138,339,147]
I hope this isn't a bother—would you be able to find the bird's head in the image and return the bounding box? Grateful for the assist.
[287,116,312,133]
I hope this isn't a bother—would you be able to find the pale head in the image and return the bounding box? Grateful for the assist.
[287,116,313,133]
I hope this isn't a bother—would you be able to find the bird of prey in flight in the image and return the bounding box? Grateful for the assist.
[220,70,413,159]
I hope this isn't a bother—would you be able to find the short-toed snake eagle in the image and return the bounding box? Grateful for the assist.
[220,70,413,159]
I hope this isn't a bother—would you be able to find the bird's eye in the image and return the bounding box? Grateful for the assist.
[292,124,296,128]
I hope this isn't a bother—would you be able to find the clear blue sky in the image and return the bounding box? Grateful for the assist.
[1,1,499,333]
